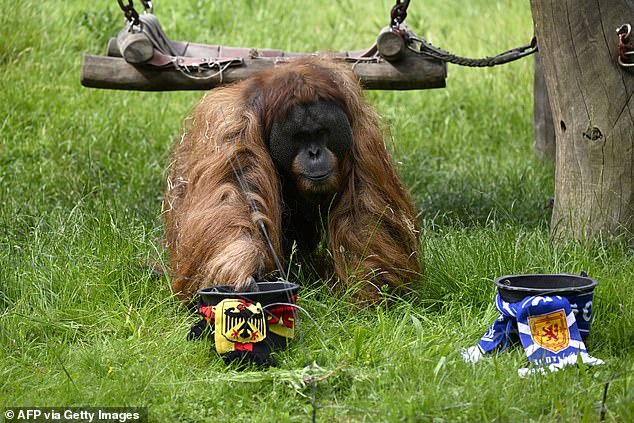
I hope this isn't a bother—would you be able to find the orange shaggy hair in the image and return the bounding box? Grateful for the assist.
[164,58,420,303]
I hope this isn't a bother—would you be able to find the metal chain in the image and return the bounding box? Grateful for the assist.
[139,0,154,14]
[389,0,537,67]
[117,0,153,27]
[117,0,141,27]
[410,31,538,67]
[390,0,410,26]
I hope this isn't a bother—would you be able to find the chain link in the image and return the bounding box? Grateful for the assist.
[387,0,537,67]
[117,0,141,27]
[139,0,154,14]
[390,0,410,27]
[117,0,154,28]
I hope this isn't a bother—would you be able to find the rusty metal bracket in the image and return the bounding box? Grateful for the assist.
[617,24,634,70]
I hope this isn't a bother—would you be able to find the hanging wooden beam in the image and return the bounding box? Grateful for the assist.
[80,51,447,91]
[81,12,446,91]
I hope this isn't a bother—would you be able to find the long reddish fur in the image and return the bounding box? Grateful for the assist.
[164,58,420,303]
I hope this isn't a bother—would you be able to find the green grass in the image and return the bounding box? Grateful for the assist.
[1,0,633,421]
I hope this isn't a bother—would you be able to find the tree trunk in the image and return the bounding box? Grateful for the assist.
[533,53,556,161]
[530,0,634,239]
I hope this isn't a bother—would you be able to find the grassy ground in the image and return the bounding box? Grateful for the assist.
[1,0,633,421]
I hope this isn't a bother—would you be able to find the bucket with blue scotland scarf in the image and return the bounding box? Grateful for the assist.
[462,273,604,376]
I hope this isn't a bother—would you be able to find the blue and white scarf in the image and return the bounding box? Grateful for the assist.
[463,293,603,376]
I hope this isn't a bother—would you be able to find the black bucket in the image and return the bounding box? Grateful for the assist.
[197,281,299,307]
[494,273,598,338]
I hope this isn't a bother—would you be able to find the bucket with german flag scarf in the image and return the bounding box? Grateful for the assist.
[188,281,299,367]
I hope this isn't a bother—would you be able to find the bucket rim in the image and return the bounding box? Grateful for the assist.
[493,273,598,295]
[196,281,299,299]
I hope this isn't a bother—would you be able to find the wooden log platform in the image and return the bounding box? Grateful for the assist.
[81,13,447,91]
[80,51,447,91]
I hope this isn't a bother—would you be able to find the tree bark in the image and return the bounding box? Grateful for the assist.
[533,53,556,161]
[530,0,634,239]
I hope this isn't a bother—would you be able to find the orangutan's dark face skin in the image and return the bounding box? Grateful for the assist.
[268,100,352,198]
